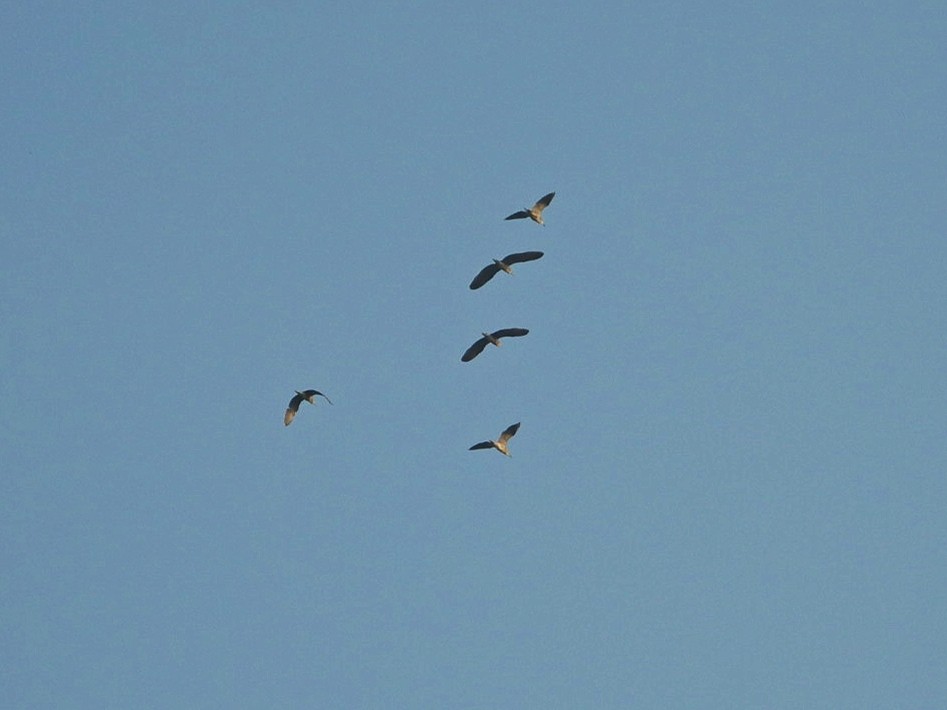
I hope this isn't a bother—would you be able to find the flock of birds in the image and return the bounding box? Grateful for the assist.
[284,191,557,458]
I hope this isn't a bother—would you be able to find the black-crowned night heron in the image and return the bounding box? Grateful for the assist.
[284,389,333,426]
[505,192,555,225]
[469,251,544,290]
[469,422,521,457]
[461,328,529,362]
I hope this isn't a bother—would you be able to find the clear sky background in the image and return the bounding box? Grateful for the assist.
[2,3,945,708]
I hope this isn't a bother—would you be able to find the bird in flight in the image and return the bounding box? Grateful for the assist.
[505,192,555,226]
[461,328,529,362]
[469,422,521,457]
[469,251,544,290]
[284,389,333,426]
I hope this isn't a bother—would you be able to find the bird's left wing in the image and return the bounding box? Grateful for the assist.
[461,337,489,362]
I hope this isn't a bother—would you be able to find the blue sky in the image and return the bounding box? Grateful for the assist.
[2,2,945,707]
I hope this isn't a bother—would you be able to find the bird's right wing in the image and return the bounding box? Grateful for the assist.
[504,210,529,221]
[491,328,529,339]
[461,337,489,362]
[499,422,521,443]
[533,192,555,210]
[502,251,544,265]
[469,263,501,290]
[469,441,495,451]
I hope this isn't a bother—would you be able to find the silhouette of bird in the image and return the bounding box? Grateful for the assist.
[469,251,544,290]
[469,422,521,457]
[505,192,555,225]
[461,328,529,362]
[284,389,333,426]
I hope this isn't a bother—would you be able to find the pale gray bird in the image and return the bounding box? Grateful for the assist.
[469,251,544,290]
[284,389,333,426]
[504,192,555,225]
[461,328,529,362]
[469,422,521,457]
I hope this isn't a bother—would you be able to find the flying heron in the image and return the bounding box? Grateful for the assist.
[461,328,529,362]
[505,192,555,226]
[284,389,333,426]
[469,251,544,290]
[469,422,521,457]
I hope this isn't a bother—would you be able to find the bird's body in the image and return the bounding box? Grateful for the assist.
[469,422,521,456]
[284,389,333,426]
[505,192,555,226]
[469,251,544,290]
[461,328,529,362]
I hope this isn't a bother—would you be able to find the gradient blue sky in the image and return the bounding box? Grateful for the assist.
[2,3,946,707]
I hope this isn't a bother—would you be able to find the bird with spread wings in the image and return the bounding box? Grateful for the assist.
[284,389,333,426]
[461,328,529,362]
[469,251,544,290]
[504,192,555,225]
[469,422,521,457]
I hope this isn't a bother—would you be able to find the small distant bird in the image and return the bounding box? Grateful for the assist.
[284,389,333,426]
[461,328,529,362]
[469,251,544,290]
[505,192,555,225]
[469,422,521,457]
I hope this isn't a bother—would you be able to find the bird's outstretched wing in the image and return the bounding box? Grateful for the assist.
[284,392,305,426]
[469,263,502,290]
[490,327,529,339]
[533,192,555,211]
[297,388,333,405]
[498,422,521,444]
[461,336,490,362]
[469,441,495,451]
[311,390,333,405]
[501,251,544,265]
[504,210,529,221]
